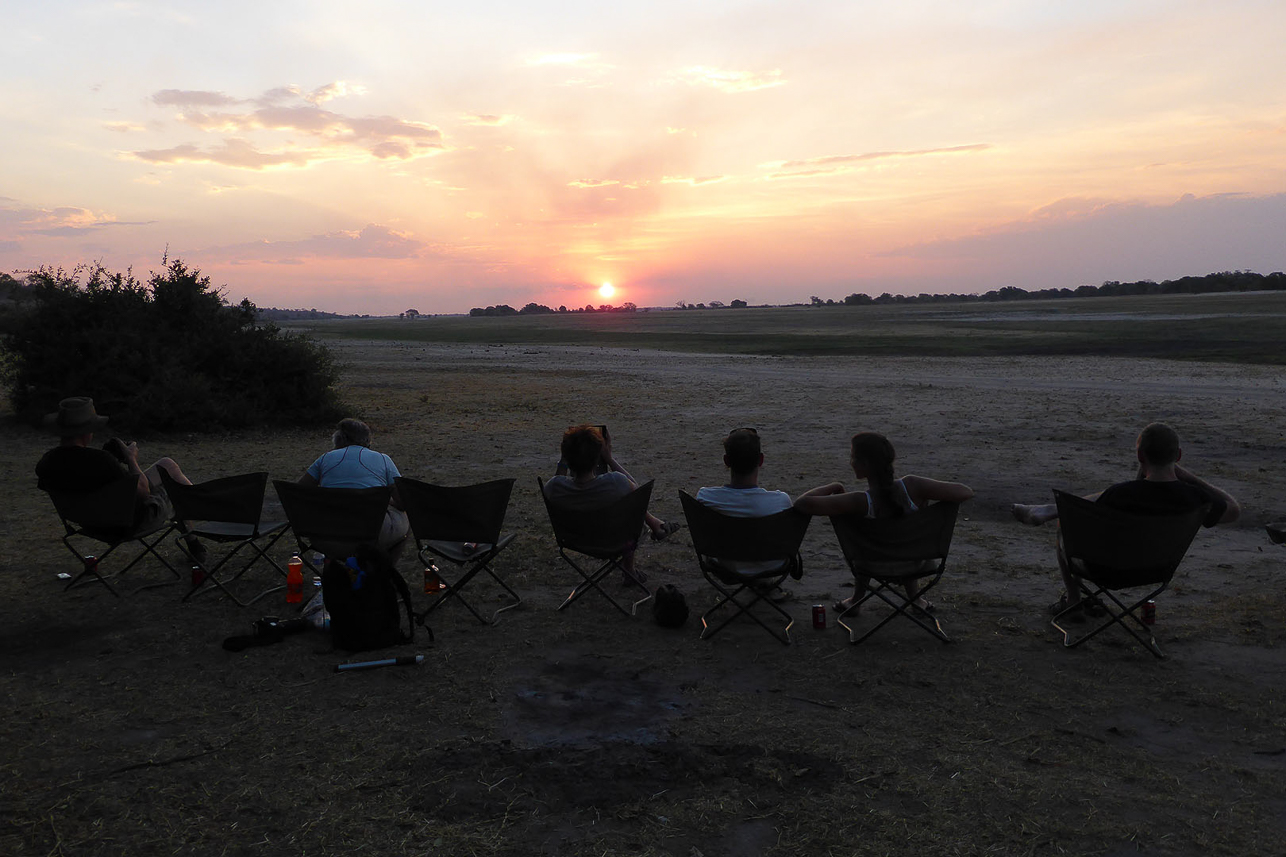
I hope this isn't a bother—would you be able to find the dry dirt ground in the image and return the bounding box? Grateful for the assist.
[2,340,1285,856]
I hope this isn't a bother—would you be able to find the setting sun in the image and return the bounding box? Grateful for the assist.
[598,282,616,299]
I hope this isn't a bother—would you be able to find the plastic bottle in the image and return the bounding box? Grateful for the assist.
[310,551,325,587]
[286,554,304,604]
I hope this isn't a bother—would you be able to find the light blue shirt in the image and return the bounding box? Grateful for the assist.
[306,446,400,489]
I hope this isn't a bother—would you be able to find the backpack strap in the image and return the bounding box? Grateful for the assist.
[387,565,430,643]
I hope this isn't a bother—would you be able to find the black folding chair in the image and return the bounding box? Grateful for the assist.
[43,476,180,596]
[829,501,959,645]
[538,478,654,616]
[396,476,520,625]
[1052,490,1209,659]
[161,470,290,607]
[678,491,811,645]
[272,481,392,561]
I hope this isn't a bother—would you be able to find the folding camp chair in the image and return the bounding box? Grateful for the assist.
[678,491,811,645]
[272,481,392,561]
[42,475,180,596]
[829,501,959,645]
[161,470,290,607]
[1051,489,1209,659]
[395,476,520,625]
[538,478,654,616]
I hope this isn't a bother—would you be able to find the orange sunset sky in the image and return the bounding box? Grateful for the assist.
[3,1,1285,315]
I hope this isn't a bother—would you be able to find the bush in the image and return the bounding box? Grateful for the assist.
[2,258,348,432]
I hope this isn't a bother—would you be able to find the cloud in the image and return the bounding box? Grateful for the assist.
[152,89,240,107]
[131,139,314,169]
[882,192,1286,286]
[528,53,598,66]
[143,84,442,167]
[764,144,992,179]
[661,175,727,186]
[206,224,427,263]
[465,114,513,126]
[102,121,148,133]
[568,179,619,189]
[0,202,151,236]
[678,66,785,93]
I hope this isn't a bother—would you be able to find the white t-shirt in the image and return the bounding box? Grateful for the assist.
[695,485,794,573]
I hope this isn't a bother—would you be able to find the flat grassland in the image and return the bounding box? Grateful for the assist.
[317,290,1286,363]
[2,292,1284,856]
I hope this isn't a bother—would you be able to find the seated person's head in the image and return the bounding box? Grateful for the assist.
[850,431,896,480]
[561,425,604,475]
[333,418,372,449]
[1137,422,1181,467]
[723,428,762,476]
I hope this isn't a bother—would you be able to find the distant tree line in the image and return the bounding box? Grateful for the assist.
[469,302,639,316]
[826,270,1286,307]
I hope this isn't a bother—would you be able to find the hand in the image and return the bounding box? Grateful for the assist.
[125,441,140,462]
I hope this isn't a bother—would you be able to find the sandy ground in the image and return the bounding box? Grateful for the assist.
[2,341,1284,856]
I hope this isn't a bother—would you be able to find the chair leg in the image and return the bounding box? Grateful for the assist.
[700,577,793,645]
[1055,583,1168,659]
[839,576,949,645]
[557,552,633,615]
[418,554,524,625]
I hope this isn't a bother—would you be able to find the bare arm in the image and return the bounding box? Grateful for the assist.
[902,474,975,505]
[793,483,869,517]
[1175,464,1240,524]
[123,442,150,502]
[298,472,319,487]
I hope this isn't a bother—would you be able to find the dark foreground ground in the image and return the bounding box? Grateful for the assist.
[3,341,1284,856]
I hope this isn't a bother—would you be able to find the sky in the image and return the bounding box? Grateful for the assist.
[3,0,1285,315]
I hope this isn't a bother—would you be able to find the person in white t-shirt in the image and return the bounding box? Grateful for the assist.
[695,428,795,583]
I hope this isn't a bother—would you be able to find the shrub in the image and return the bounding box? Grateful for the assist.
[2,258,348,433]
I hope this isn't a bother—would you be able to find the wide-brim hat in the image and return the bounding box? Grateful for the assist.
[42,397,110,436]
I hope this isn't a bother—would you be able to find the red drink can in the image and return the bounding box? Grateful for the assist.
[190,564,205,587]
[812,604,827,629]
[1142,600,1156,625]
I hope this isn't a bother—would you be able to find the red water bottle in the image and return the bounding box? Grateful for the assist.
[286,555,304,604]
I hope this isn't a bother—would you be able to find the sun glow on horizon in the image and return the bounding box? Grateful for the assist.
[598,282,615,299]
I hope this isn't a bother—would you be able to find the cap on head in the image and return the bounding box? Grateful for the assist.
[42,397,110,437]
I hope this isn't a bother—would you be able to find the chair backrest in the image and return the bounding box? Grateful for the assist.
[273,480,391,551]
[161,470,267,526]
[830,501,959,568]
[396,477,515,544]
[1054,490,1209,588]
[45,475,139,534]
[539,478,654,555]
[678,491,811,562]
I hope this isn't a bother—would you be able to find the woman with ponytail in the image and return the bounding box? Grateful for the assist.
[795,431,974,613]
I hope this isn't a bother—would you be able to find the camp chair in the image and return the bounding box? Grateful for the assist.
[42,476,180,596]
[161,470,290,607]
[1051,490,1209,659]
[395,476,520,625]
[272,481,393,561]
[678,491,811,645]
[538,477,654,616]
[829,501,959,645]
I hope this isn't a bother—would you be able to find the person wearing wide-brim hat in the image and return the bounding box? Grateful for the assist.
[35,397,204,557]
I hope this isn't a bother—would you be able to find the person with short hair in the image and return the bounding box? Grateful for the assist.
[794,431,974,613]
[1011,422,1239,618]
[542,425,678,584]
[299,418,409,560]
[695,428,796,586]
[35,396,204,558]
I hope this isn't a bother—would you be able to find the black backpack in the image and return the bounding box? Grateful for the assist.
[652,583,689,628]
[322,548,424,651]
